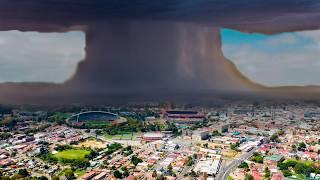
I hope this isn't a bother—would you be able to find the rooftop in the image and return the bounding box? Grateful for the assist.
[264,154,284,162]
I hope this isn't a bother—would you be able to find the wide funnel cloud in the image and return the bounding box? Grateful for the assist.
[0,0,320,104]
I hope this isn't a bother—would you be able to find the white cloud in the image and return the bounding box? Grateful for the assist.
[222,29,320,86]
[0,38,6,45]
[266,33,298,46]
[297,30,320,42]
[0,31,85,83]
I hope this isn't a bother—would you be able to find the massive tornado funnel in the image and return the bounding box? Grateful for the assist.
[68,22,256,94]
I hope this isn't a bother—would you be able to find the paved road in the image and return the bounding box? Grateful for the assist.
[216,147,257,180]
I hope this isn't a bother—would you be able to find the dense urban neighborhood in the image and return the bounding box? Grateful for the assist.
[0,102,319,180]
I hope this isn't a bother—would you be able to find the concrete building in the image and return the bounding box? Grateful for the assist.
[143,132,164,142]
[193,155,222,176]
[192,130,210,141]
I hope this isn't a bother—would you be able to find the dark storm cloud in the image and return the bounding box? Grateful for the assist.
[1,0,320,29]
[1,0,320,104]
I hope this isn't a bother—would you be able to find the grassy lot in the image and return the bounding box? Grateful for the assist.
[103,134,114,139]
[54,149,90,160]
[283,159,315,166]
[121,133,135,140]
[74,169,86,177]
[292,173,306,180]
[103,132,138,140]
[85,121,111,126]
[114,131,135,135]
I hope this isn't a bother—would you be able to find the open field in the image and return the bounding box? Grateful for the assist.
[54,149,90,160]
[76,138,106,149]
[222,150,239,158]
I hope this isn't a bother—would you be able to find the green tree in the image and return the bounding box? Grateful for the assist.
[244,174,254,180]
[277,162,288,170]
[278,130,285,136]
[152,170,157,178]
[212,130,222,136]
[190,170,197,177]
[0,176,11,180]
[18,169,30,177]
[186,156,194,166]
[156,175,165,180]
[131,155,143,166]
[231,142,240,150]
[0,118,17,129]
[286,160,297,167]
[167,163,174,175]
[51,176,60,180]
[291,145,297,152]
[264,167,271,179]
[95,130,102,136]
[121,167,129,177]
[282,169,292,177]
[298,142,306,151]
[270,133,280,142]
[114,170,122,179]
[37,176,48,180]
[251,155,264,163]
[64,169,75,180]
[193,153,198,159]
[294,163,305,174]
[0,132,11,140]
[238,162,249,169]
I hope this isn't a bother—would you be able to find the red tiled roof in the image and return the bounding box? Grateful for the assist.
[272,173,282,180]
[252,171,262,180]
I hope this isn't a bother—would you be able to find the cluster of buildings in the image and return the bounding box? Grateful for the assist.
[0,103,320,179]
[217,104,320,180]
[35,125,84,144]
[0,122,84,177]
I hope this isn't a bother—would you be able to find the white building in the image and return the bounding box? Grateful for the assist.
[192,130,210,141]
[193,155,222,176]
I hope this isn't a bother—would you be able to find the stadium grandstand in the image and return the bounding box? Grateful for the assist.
[67,111,127,127]
[164,110,205,124]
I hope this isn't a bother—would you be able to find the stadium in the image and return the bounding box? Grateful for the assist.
[67,111,127,128]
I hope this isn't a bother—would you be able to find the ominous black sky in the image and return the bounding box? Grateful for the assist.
[0,0,320,104]
[0,0,319,28]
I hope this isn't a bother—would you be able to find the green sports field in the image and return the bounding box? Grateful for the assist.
[54,149,90,160]
[103,132,138,140]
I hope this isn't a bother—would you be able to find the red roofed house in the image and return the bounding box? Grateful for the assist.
[252,170,262,180]
[272,172,282,180]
